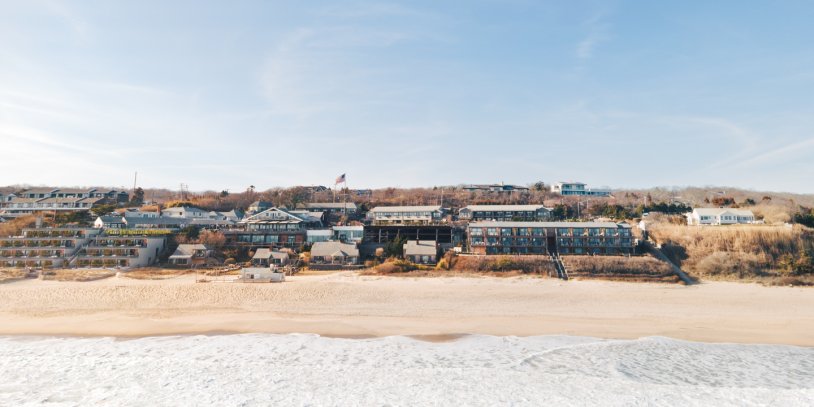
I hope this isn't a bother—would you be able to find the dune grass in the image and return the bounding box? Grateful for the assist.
[648,223,814,285]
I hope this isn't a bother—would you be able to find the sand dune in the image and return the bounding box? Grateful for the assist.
[0,272,812,346]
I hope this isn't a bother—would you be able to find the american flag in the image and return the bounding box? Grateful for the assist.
[335,173,346,184]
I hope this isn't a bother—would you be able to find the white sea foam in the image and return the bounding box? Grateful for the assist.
[0,334,811,406]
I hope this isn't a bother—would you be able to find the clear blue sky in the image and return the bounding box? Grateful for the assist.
[1,1,813,193]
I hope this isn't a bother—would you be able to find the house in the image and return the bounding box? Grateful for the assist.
[297,202,357,215]
[94,216,126,229]
[211,209,243,222]
[332,226,364,243]
[367,206,444,225]
[310,241,359,266]
[161,206,210,219]
[467,221,634,255]
[168,244,218,267]
[551,182,611,197]
[403,240,439,265]
[251,248,289,267]
[459,205,551,222]
[240,207,323,230]
[462,184,530,193]
[122,209,159,218]
[226,207,322,250]
[686,208,755,226]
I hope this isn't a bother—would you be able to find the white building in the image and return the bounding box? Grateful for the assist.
[686,208,756,226]
[367,206,444,225]
[551,182,611,197]
[161,206,211,219]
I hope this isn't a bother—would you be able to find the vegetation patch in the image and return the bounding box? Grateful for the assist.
[648,223,814,285]
[562,255,680,283]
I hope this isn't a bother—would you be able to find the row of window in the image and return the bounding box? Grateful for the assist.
[471,237,632,247]
[470,227,630,237]
[235,234,300,244]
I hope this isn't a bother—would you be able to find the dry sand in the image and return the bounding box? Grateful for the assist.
[0,272,812,346]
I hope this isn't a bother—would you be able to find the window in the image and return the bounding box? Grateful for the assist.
[487,228,498,236]
[501,228,513,236]
[470,228,483,236]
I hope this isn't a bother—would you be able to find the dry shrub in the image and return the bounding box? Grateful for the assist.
[0,268,29,283]
[371,259,418,274]
[694,252,764,278]
[0,215,37,237]
[752,204,792,224]
[452,255,556,274]
[562,255,679,283]
[648,222,814,280]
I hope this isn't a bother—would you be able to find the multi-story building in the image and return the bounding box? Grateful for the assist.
[226,207,322,250]
[0,188,129,217]
[75,235,166,268]
[551,182,611,197]
[367,206,444,225]
[467,221,634,255]
[0,228,101,268]
[459,205,551,221]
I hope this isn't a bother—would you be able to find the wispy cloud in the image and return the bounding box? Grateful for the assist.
[576,14,610,60]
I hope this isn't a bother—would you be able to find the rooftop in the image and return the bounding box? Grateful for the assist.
[468,221,630,228]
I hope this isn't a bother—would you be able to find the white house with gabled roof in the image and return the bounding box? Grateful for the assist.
[686,208,755,226]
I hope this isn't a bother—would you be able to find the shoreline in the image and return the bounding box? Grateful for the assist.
[1,273,812,346]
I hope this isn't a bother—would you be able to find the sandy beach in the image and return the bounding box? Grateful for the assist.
[0,272,812,346]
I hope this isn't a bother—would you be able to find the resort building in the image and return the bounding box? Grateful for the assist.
[467,221,634,255]
[168,244,217,268]
[251,248,289,267]
[459,205,551,222]
[74,235,166,268]
[686,208,756,226]
[0,188,129,217]
[367,206,444,225]
[551,182,612,197]
[403,240,439,265]
[309,241,360,266]
[0,228,101,268]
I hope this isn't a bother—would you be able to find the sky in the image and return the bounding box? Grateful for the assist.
[1,1,813,193]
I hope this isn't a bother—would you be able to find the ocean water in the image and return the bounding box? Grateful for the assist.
[0,334,811,406]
